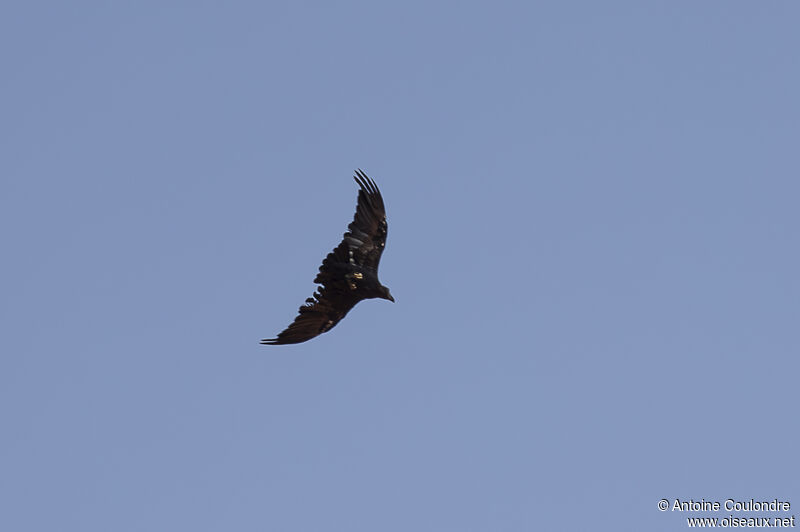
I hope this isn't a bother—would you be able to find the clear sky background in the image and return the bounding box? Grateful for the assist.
[2,2,798,531]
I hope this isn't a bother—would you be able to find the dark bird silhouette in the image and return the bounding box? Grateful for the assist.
[261,170,394,345]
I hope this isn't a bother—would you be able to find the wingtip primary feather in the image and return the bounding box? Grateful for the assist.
[353,169,378,195]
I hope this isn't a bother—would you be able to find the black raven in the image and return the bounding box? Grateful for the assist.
[261,170,394,345]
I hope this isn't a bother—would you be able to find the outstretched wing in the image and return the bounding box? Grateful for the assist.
[344,169,388,271]
[259,294,355,345]
[260,242,359,344]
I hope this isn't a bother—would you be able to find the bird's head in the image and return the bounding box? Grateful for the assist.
[380,286,395,302]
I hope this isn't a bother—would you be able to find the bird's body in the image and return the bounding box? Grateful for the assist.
[261,170,393,345]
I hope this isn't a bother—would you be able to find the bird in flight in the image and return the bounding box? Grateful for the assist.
[261,170,394,345]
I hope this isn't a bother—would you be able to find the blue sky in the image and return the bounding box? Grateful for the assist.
[2,2,798,530]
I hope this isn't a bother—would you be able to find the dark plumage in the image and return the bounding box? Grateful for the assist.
[261,170,394,345]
